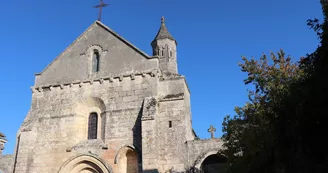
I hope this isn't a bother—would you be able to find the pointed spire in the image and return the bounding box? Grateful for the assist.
[152,16,176,43]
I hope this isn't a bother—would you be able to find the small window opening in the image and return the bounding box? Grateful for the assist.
[169,121,172,128]
[88,113,98,139]
[170,51,173,57]
[92,50,100,72]
[162,50,164,57]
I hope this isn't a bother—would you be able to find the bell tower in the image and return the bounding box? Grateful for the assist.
[151,17,178,74]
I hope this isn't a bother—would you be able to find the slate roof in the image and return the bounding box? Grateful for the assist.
[152,17,176,44]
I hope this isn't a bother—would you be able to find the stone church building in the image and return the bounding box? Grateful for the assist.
[0,18,226,173]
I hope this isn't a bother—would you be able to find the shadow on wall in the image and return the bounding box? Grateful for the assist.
[184,153,228,173]
[143,167,201,173]
[132,104,143,172]
[144,169,159,173]
[143,167,202,173]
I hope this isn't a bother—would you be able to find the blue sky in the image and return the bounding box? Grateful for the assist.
[0,0,322,155]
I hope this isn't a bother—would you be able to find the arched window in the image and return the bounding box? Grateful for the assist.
[88,113,98,139]
[92,50,100,73]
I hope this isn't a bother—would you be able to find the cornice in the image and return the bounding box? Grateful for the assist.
[31,70,162,93]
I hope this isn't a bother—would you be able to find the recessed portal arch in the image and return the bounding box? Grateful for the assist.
[194,150,228,173]
[57,154,112,173]
[114,145,139,173]
[200,153,228,173]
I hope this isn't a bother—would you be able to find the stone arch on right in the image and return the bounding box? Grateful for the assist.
[200,154,228,173]
[115,146,139,173]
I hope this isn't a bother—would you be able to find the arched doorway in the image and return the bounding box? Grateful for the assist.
[58,155,112,173]
[201,154,228,173]
[116,146,139,173]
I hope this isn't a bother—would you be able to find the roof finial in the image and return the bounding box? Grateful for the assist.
[94,0,109,21]
[161,16,165,24]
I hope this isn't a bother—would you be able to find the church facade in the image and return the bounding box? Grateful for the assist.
[0,18,225,173]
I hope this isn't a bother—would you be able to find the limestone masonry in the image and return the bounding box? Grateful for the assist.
[0,18,225,173]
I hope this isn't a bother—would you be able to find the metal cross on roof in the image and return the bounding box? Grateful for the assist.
[208,125,216,139]
[94,0,109,21]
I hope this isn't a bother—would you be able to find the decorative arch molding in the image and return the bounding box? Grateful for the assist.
[80,44,108,56]
[57,154,113,173]
[73,97,107,116]
[86,44,108,53]
[80,44,108,74]
[194,150,228,169]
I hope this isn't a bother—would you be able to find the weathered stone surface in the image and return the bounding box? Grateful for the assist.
[1,19,225,173]
[0,154,14,173]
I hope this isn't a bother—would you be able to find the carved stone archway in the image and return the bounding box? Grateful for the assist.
[58,154,112,173]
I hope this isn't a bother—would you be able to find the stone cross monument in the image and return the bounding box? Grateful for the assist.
[208,125,216,139]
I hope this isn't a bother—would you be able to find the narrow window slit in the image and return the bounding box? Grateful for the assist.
[88,113,98,139]
[92,50,100,72]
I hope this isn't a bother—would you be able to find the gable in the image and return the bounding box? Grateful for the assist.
[35,21,158,86]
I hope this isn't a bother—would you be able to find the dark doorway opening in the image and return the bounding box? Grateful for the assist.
[201,154,228,173]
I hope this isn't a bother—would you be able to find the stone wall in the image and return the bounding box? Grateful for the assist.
[186,138,225,169]
[14,68,224,173]
[0,155,14,173]
[15,72,159,173]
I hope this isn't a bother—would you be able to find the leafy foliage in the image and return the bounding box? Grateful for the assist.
[222,50,302,173]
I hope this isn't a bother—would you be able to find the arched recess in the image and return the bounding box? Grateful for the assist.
[195,150,228,173]
[73,97,107,141]
[84,44,108,75]
[57,154,112,173]
[114,145,140,173]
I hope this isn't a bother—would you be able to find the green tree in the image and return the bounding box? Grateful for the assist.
[275,1,328,172]
[222,50,302,173]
